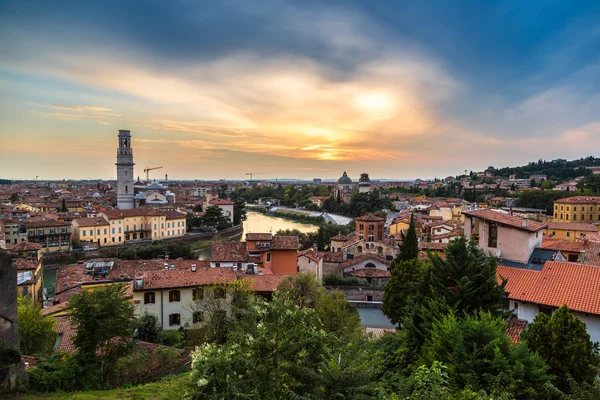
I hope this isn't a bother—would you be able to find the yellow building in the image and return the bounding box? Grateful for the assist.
[72,217,111,247]
[10,242,44,305]
[553,196,600,223]
[99,207,187,245]
[389,219,424,239]
[23,219,72,253]
[544,222,598,241]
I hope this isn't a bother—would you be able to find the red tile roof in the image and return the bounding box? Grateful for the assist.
[15,258,37,271]
[242,274,290,292]
[541,237,584,253]
[418,242,448,251]
[546,222,599,232]
[55,264,94,294]
[24,219,71,228]
[321,252,344,263]
[135,267,234,290]
[498,261,600,315]
[73,217,109,227]
[355,215,385,222]
[271,236,299,250]
[330,234,349,242]
[211,242,248,262]
[246,233,272,241]
[53,316,77,354]
[506,316,527,344]
[430,229,463,241]
[209,198,234,205]
[9,242,42,252]
[554,196,600,204]
[463,209,547,232]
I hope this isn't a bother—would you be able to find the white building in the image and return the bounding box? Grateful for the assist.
[463,209,547,264]
[499,261,600,343]
[206,198,235,223]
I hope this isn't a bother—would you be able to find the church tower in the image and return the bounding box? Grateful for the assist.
[116,130,135,210]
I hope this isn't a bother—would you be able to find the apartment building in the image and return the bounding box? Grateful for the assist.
[24,219,72,253]
[553,196,600,223]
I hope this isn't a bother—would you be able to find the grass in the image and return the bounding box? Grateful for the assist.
[14,373,190,400]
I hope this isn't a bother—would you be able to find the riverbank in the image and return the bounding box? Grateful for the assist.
[250,206,325,224]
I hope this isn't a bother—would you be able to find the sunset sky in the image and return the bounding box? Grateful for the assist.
[1,0,600,181]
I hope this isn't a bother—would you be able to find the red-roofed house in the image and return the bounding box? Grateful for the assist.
[464,209,547,263]
[498,261,600,342]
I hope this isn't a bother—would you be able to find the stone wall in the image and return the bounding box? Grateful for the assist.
[325,286,384,302]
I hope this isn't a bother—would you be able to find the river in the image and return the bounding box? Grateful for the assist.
[194,211,319,259]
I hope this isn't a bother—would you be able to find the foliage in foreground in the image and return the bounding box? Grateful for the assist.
[18,296,57,356]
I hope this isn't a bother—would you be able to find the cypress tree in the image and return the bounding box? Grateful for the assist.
[397,214,418,262]
[60,198,68,212]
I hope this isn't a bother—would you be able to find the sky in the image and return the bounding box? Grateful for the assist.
[1,0,600,181]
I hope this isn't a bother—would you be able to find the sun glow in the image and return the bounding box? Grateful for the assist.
[355,92,395,114]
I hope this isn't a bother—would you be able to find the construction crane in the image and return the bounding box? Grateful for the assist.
[144,166,163,183]
[246,172,266,184]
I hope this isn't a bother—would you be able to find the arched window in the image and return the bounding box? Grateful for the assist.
[357,246,363,253]
[377,246,383,254]
[365,263,376,268]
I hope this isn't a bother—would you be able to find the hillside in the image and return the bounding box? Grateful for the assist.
[486,156,600,180]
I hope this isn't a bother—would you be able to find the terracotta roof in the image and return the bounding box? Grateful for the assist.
[42,301,70,316]
[209,198,234,205]
[463,209,547,232]
[73,217,109,227]
[211,242,248,262]
[246,233,272,241]
[101,206,162,219]
[9,242,41,252]
[135,267,234,290]
[298,249,322,263]
[15,258,37,271]
[53,316,77,354]
[109,259,210,280]
[579,241,600,267]
[546,222,598,232]
[498,261,600,315]
[355,215,385,222]
[55,264,94,294]
[164,210,186,220]
[554,196,600,204]
[339,254,390,269]
[271,236,299,250]
[541,237,584,253]
[321,252,344,263]
[506,316,527,344]
[418,242,448,251]
[345,269,391,278]
[242,274,290,292]
[24,219,71,228]
[330,234,348,242]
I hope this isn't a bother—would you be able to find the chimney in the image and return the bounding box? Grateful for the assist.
[522,219,528,228]
[233,265,239,279]
[191,264,197,272]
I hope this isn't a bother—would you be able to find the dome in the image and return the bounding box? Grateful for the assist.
[338,171,352,185]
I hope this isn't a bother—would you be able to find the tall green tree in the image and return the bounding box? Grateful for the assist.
[201,205,232,230]
[233,198,247,225]
[60,198,68,212]
[68,284,135,385]
[382,259,425,324]
[420,311,551,398]
[427,235,507,317]
[135,312,162,344]
[316,226,325,251]
[524,305,600,392]
[397,214,418,262]
[18,296,57,355]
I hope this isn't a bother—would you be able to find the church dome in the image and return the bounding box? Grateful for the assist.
[338,171,352,185]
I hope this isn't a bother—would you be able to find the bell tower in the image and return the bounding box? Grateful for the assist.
[116,130,135,210]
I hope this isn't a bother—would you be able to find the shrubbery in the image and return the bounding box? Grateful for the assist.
[28,354,82,392]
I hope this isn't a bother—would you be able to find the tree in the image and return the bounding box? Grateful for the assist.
[17,296,57,355]
[135,312,162,343]
[233,198,247,225]
[530,179,537,188]
[397,214,419,262]
[315,289,361,337]
[60,198,68,212]
[382,259,425,324]
[68,284,135,385]
[524,305,600,392]
[316,226,325,251]
[427,235,507,317]
[9,192,19,203]
[420,311,551,398]
[201,205,232,230]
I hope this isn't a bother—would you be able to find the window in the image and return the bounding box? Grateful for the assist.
[82,230,86,237]
[573,215,577,221]
[193,312,204,324]
[97,229,100,235]
[566,232,570,237]
[169,290,181,302]
[49,228,55,234]
[144,292,155,304]
[104,228,107,234]
[214,287,226,299]
[538,306,553,316]
[366,295,373,302]
[365,263,376,268]
[574,207,577,211]
[169,313,181,326]
[266,252,271,262]
[112,228,115,234]
[193,288,204,300]
[488,223,498,248]
[357,246,363,253]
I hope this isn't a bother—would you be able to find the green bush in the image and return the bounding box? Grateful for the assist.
[158,330,184,347]
[323,274,368,286]
[27,354,82,392]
